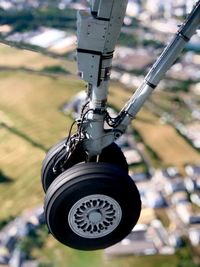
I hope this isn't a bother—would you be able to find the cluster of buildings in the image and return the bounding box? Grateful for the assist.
[106,164,200,258]
[1,0,200,58]
[178,122,200,149]
[113,47,156,72]
[0,0,197,15]
[6,27,76,54]
[105,220,177,257]
[111,46,158,89]
[0,0,85,10]
[127,0,198,19]
[0,206,43,267]
[175,91,200,149]
[167,52,200,82]
[0,0,44,10]
[111,46,200,90]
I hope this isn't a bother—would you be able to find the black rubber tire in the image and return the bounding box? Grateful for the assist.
[44,162,141,251]
[41,140,128,192]
[41,138,68,192]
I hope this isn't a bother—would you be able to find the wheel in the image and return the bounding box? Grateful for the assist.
[41,138,68,192]
[41,140,128,192]
[44,162,141,251]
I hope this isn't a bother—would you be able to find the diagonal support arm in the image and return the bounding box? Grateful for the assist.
[116,1,200,133]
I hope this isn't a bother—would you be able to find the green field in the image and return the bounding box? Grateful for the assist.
[0,71,82,148]
[33,237,181,267]
[0,70,84,220]
[0,43,77,74]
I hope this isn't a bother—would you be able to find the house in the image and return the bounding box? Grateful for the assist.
[129,171,149,183]
[27,28,66,48]
[0,0,13,9]
[104,224,157,257]
[184,123,200,149]
[184,177,196,193]
[62,91,87,118]
[168,232,183,248]
[138,208,156,225]
[185,164,200,177]
[113,46,155,72]
[190,83,200,95]
[3,236,17,253]
[0,25,12,36]
[165,178,186,195]
[126,1,141,17]
[186,34,200,52]
[171,191,188,205]
[9,247,25,267]
[161,167,180,179]
[176,203,193,224]
[190,192,200,207]
[144,190,167,208]
[123,148,142,165]
[189,216,200,224]
[189,227,200,246]
[22,261,38,267]
[150,220,169,247]
[115,134,131,149]
[0,246,10,265]
[167,62,200,81]
[48,35,76,54]
[119,73,144,88]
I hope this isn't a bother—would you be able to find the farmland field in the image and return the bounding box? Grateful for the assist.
[0,127,44,219]
[0,71,83,148]
[109,84,200,169]
[0,69,83,219]
[134,120,200,169]
[0,43,77,74]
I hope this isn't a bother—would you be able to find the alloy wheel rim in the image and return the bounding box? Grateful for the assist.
[68,194,122,239]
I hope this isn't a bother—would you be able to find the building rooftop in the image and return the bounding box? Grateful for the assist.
[27,28,66,48]
[105,224,157,257]
[113,46,155,71]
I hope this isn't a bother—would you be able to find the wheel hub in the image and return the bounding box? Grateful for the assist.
[68,194,122,239]
[88,210,102,223]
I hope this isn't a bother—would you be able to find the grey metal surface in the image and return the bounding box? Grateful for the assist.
[68,194,122,238]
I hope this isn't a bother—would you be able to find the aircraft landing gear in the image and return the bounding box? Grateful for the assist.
[41,140,129,192]
[44,162,141,250]
[41,0,200,251]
